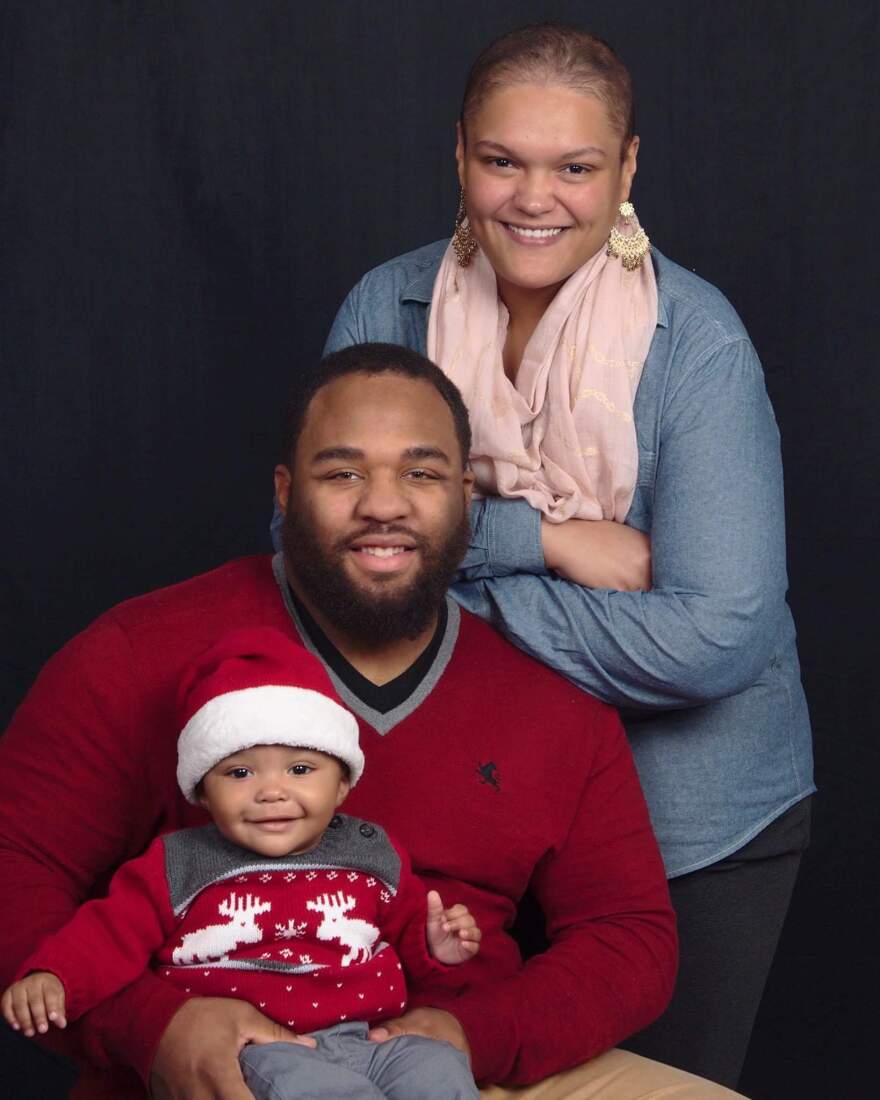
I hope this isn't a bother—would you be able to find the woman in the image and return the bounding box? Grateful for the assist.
[282,24,814,1090]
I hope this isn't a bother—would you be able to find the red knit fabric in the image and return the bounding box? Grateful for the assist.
[16,828,440,1032]
[0,556,676,1095]
[176,626,346,727]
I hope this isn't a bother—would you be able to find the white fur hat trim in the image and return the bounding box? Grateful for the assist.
[177,684,363,802]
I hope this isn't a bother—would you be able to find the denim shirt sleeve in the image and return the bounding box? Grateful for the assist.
[453,337,788,710]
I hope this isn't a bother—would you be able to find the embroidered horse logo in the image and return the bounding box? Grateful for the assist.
[476,760,501,791]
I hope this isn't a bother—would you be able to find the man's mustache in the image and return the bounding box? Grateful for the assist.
[334,524,431,553]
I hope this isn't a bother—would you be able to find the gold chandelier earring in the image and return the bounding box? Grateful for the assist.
[606,201,650,271]
[452,188,479,267]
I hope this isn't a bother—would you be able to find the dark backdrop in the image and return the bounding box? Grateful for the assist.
[1,2,876,1096]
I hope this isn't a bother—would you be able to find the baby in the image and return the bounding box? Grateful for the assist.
[2,628,481,1099]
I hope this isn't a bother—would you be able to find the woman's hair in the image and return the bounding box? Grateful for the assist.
[460,23,635,153]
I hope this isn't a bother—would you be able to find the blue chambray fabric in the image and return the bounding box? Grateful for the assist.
[273,240,814,878]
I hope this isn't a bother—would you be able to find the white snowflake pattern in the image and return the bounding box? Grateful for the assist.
[284,872,297,883]
[366,877,376,887]
[276,919,308,940]
[306,871,318,881]
[259,873,272,883]
[260,952,272,959]
[380,889,391,903]
[279,948,294,959]
[347,872,359,882]
[299,953,313,964]
[235,875,248,883]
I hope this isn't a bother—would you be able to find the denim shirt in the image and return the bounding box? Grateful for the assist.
[279,239,814,877]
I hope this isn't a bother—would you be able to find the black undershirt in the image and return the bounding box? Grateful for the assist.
[288,586,447,714]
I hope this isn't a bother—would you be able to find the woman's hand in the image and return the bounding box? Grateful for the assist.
[425,889,481,964]
[541,518,652,591]
[2,971,67,1035]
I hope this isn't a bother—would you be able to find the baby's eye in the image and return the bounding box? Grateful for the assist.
[289,764,313,776]
[227,767,251,779]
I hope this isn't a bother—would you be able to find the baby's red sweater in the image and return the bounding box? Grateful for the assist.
[17,818,444,1032]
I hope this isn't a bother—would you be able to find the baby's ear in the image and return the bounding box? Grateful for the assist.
[335,776,351,807]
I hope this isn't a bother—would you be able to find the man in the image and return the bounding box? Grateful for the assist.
[0,344,739,1099]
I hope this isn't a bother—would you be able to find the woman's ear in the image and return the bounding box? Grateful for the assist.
[620,135,640,203]
[455,121,466,188]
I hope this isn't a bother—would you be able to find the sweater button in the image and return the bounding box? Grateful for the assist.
[329,815,342,828]
[359,823,376,838]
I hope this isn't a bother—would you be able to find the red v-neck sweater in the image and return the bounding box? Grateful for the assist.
[0,556,675,1096]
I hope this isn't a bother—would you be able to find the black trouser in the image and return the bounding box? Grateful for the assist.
[622,797,812,1090]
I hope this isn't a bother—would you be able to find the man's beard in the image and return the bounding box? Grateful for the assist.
[282,504,470,645]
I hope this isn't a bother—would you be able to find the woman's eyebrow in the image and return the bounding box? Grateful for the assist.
[474,139,607,159]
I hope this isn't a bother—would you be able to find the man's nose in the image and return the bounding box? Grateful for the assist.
[354,474,410,522]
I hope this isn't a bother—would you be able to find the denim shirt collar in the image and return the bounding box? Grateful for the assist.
[402,247,669,328]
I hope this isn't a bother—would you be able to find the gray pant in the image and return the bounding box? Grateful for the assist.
[240,1021,480,1100]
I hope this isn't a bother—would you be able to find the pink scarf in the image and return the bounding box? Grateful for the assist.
[427,235,658,522]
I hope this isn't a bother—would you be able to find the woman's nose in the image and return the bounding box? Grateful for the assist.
[514,170,555,215]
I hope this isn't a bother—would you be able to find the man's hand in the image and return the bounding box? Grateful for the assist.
[2,971,67,1035]
[150,996,316,1100]
[425,890,481,964]
[541,517,652,591]
[368,1006,469,1058]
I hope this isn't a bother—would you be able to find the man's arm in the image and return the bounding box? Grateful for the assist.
[0,617,190,1085]
[455,340,788,709]
[420,708,676,1085]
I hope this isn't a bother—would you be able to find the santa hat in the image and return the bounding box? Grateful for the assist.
[176,627,363,802]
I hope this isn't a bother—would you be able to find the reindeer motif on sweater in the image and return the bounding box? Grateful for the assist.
[172,892,272,964]
[306,891,381,965]
[16,816,450,1031]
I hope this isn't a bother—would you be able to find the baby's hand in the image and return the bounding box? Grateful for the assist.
[425,890,481,965]
[1,971,67,1036]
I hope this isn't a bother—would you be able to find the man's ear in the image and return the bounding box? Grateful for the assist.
[274,465,292,516]
[463,466,475,507]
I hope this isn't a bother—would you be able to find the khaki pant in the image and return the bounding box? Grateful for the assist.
[480,1049,747,1099]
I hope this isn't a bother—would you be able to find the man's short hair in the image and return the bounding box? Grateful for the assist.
[283,343,472,468]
